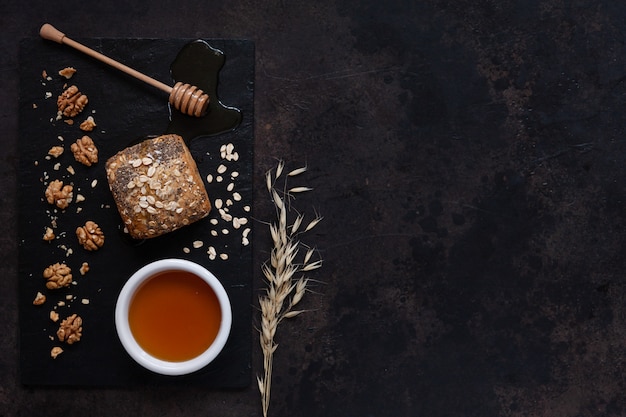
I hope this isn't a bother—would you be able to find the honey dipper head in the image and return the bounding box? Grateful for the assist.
[169,82,210,117]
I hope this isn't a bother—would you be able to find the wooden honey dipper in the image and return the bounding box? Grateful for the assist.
[39,23,210,117]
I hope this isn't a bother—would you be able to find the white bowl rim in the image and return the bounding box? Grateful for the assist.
[115,258,232,376]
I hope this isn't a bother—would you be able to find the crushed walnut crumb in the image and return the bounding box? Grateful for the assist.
[43,227,55,242]
[48,146,64,158]
[79,116,96,132]
[50,310,59,322]
[33,292,46,306]
[58,67,77,79]
[50,346,64,359]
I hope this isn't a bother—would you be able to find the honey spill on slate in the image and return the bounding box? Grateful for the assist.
[166,40,242,143]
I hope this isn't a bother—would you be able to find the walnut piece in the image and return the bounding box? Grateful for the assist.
[57,85,88,118]
[79,116,96,132]
[50,310,59,322]
[70,136,98,166]
[79,262,90,275]
[32,292,46,306]
[43,262,72,290]
[51,346,64,359]
[57,314,82,344]
[45,179,73,209]
[48,146,64,158]
[43,227,55,241]
[58,67,76,79]
[76,221,105,251]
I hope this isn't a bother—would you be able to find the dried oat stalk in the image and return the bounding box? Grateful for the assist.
[258,160,322,417]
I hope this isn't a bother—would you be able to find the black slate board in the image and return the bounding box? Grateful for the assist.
[17,38,254,387]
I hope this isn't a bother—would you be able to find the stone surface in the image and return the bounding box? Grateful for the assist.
[2,0,626,416]
[17,38,254,388]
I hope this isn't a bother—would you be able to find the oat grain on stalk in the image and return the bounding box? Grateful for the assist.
[258,160,322,417]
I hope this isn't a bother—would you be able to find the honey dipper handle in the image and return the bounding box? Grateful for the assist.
[39,23,65,43]
[39,23,173,95]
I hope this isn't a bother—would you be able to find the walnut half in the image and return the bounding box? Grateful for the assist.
[43,262,72,290]
[45,179,73,209]
[76,221,105,251]
[57,85,88,118]
[57,314,82,344]
[70,136,98,166]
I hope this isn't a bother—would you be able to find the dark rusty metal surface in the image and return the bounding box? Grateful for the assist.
[2,0,626,416]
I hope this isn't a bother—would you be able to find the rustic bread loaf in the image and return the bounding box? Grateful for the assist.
[105,134,211,239]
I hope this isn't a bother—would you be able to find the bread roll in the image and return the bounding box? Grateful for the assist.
[105,134,211,239]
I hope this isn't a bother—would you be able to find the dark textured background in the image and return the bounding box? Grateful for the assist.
[2,1,626,416]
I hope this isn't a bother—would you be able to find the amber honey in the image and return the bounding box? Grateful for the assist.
[128,270,222,362]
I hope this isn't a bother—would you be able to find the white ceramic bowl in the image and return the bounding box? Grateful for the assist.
[115,259,232,376]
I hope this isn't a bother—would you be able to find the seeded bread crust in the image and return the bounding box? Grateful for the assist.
[105,134,211,239]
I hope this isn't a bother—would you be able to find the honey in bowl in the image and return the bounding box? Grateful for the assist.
[128,270,222,362]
